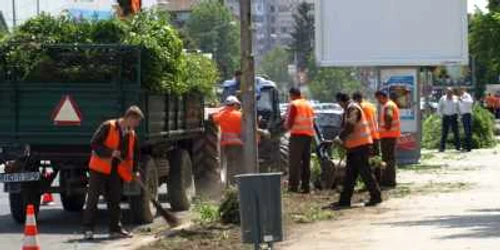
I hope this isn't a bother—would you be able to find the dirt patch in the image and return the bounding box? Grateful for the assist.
[141,224,249,250]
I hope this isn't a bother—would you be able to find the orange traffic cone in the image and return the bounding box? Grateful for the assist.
[41,193,54,206]
[22,204,40,250]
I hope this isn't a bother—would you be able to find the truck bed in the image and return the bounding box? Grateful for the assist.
[0,44,204,157]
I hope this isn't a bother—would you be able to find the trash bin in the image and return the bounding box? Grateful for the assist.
[235,173,283,246]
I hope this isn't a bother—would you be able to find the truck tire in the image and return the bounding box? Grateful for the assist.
[279,133,290,175]
[192,120,221,195]
[9,187,40,224]
[60,172,87,212]
[130,156,159,224]
[260,133,290,174]
[168,149,195,211]
[61,193,86,212]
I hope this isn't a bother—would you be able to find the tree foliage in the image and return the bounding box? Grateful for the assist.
[308,67,361,102]
[186,0,240,80]
[257,46,291,87]
[0,11,218,95]
[469,11,500,95]
[290,2,314,70]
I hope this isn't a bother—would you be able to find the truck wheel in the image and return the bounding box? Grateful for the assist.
[279,133,290,175]
[168,149,195,211]
[9,187,40,224]
[192,119,221,196]
[61,193,86,212]
[60,172,87,212]
[130,156,159,224]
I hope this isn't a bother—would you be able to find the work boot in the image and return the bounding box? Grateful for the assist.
[364,197,383,207]
[323,201,351,210]
[110,228,133,239]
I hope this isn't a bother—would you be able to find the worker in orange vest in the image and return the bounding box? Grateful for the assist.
[352,92,380,156]
[375,90,401,188]
[212,96,244,185]
[213,96,270,185]
[328,92,382,209]
[285,87,315,193]
[485,93,496,114]
[83,106,144,240]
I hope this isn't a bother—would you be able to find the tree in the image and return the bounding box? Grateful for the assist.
[186,0,240,80]
[257,46,292,88]
[308,67,361,102]
[290,2,314,70]
[488,0,500,12]
[469,12,500,95]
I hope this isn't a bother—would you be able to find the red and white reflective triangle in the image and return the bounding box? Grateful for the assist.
[52,95,83,126]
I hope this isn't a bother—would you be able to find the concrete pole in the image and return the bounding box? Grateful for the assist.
[239,0,259,174]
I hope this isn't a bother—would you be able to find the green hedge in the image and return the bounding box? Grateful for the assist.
[0,11,218,95]
[422,105,496,149]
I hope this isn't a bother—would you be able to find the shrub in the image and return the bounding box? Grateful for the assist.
[422,105,496,149]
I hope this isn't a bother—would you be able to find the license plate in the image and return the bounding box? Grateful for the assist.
[0,172,40,183]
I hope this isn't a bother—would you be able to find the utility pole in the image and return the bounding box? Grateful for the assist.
[239,0,258,174]
[36,0,40,15]
[11,0,16,28]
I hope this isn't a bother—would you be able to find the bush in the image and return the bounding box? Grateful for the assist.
[0,11,218,95]
[422,105,496,149]
[218,187,240,225]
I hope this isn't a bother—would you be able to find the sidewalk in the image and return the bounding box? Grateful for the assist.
[278,149,500,250]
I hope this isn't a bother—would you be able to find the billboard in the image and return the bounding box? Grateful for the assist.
[381,68,421,164]
[315,0,469,67]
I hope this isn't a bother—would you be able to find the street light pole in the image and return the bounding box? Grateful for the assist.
[11,0,16,28]
[240,0,258,174]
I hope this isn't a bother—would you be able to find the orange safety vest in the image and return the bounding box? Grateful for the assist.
[344,102,373,149]
[379,100,401,139]
[289,98,315,137]
[360,101,380,140]
[213,107,243,146]
[486,96,496,108]
[88,120,136,182]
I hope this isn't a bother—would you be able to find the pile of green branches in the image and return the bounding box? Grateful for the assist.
[0,11,218,95]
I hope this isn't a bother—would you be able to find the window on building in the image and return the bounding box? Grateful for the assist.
[270,5,275,12]
[281,27,287,33]
[271,16,276,23]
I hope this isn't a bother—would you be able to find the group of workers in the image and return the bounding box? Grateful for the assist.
[81,79,402,239]
[213,84,401,209]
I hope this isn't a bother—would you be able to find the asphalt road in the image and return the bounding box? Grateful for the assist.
[0,173,169,250]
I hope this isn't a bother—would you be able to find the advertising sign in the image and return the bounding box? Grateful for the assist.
[381,68,421,164]
[315,0,468,67]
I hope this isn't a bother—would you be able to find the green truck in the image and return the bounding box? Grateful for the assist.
[0,44,219,223]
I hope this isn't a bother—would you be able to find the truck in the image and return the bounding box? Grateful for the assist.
[0,44,220,223]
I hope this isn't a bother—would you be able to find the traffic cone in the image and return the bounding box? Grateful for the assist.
[41,193,54,206]
[22,204,40,250]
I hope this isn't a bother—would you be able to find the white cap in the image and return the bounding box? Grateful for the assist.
[225,95,241,106]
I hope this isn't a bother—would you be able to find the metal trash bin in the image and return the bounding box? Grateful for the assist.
[235,173,283,248]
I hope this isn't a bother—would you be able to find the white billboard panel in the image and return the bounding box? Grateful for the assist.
[315,0,469,67]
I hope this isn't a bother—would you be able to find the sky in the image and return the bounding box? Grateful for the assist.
[0,0,491,29]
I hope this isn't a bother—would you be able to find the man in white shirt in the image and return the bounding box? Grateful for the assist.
[438,88,460,152]
[458,87,473,152]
